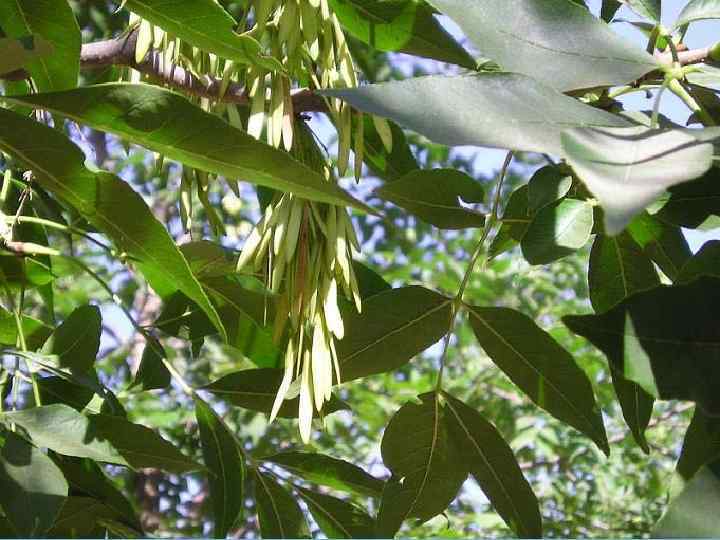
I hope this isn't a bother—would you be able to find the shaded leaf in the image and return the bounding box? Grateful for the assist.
[0,309,52,350]
[429,0,657,91]
[130,337,171,391]
[41,304,101,374]
[202,368,350,418]
[443,393,541,538]
[46,496,128,538]
[489,185,531,258]
[527,165,573,213]
[378,392,467,536]
[561,126,714,234]
[563,278,720,416]
[466,306,609,454]
[627,212,692,281]
[1,404,202,473]
[195,398,245,538]
[124,0,281,70]
[656,170,720,229]
[337,286,452,382]
[5,84,370,212]
[608,368,654,454]
[254,470,309,539]
[0,430,68,537]
[0,107,227,341]
[296,486,376,538]
[361,117,418,181]
[352,261,392,299]
[263,452,383,498]
[330,0,476,68]
[376,168,485,228]
[677,240,720,283]
[521,199,594,265]
[324,73,628,156]
[0,0,80,91]
[0,35,52,75]
[675,409,720,489]
[601,0,622,21]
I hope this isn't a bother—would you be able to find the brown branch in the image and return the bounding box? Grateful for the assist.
[656,45,714,66]
[1,27,328,113]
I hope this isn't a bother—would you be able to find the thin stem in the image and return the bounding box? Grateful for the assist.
[2,215,115,254]
[669,79,716,126]
[651,78,671,128]
[435,152,513,391]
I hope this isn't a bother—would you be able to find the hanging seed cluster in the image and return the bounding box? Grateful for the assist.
[237,124,362,442]
[124,4,392,441]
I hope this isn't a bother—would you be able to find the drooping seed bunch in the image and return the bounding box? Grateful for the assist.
[236,122,362,442]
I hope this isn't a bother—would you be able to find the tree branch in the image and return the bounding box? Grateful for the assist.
[1,27,328,113]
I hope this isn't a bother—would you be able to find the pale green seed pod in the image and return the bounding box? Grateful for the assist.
[247,70,267,140]
[136,19,153,63]
[373,115,394,152]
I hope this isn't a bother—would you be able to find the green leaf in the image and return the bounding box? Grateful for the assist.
[195,398,245,539]
[337,286,452,382]
[674,0,720,29]
[489,185,531,259]
[263,452,383,498]
[1,404,202,473]
[675,409,720,488]
[0,431,68,537]
[0,107,227,342]
[443,393,541,538]
[201,368,350,418]
[656,170,720,229]
[527,166,573,213]
[428,0,657,91]
[653,466,720,537]
[253,470,309,539]
[329,0,476,68]
[0,309,52,350]
[563,278,720,416]
[466,306,609,454]
[181,241,236,280]
[52,456,142,533]
[123,0,281,71]
[561,126,714,234]
[627,212,692,281]
[588,233,660,313]
[378,392,467,536]
[375,168,485,229]
[4,84,370,212]
[37,376,94,411]
[361,117,418,181]
[352,261,392,299]
[296,486,376,538]
[677,240,720,283]
[601,0,623,21]
[0,35,52,75]
[323,73,629,156]
[609,367,654,454]
[521,199,594,265]
[46,496,129,538]
[41,305,101,374]
[618,0,662,21]
[0,0,80,91]
[130,338,171,391]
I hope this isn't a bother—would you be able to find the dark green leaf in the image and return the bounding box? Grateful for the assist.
[330,0,476,68]
[608,368,654,454]
[521,199,594,265]
[588,233,660,313]
[0,0,80,90]
[656,170,720,229]
[627,212,692,281]
[601,0,623,21]
[296,485,376,538]
[653,465,720,537]
[52,455,142,533]
[263,452,383,498]
[37,376,94,411]
[378,392,467,536]
[561,126,714,234]
[429,0,657,91]
[676,409,720,487]
[254,470,309,539]
[181,241,236,279]
[4,84,370,212]
[337,286,452,381]
[202,368,350,418]
[41,305,101,374]
[1,404,202,473]
[352,261,392,299]
[563,278,720,416]
[324,73,628,156]
[130,338,171,391]
[124,0,281,70]
[0,309,52,350]
[0,107,227,341]
[376,168,485,229]
[443,393,541,538]
[466,306,609,454]
[361,117,418,181]
[527,166,573,213]
[46,496,127,538]
[677,240,720,283]
[489,185,531,258]
[195,398,245,538]
[0,430,68,537]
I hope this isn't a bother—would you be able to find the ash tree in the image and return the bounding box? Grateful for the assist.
[0,0,719,537]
